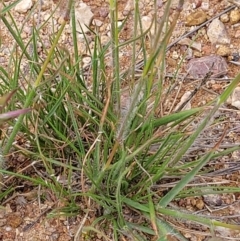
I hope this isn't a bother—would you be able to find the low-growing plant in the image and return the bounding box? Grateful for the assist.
[0,0,240,240]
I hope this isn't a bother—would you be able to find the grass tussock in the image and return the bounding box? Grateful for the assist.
[0,0,240,240]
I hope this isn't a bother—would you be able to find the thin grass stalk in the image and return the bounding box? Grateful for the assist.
[144,1,172,96]
[66,103,86,156]
[3,0,74,155]
[92,36,99,99]
[115,154,129,227]
[109,0,120,114]
[130,0,139,82]
[71,6,81,81]
[94,78,112,176]
[11,50,22,91]
[31,27,40,69]
[148,189,158,236]
[115,78,145,143]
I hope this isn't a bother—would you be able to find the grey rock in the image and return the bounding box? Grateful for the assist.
[207,18,230,44]
[74,3,94,34]
[186,55,228,78]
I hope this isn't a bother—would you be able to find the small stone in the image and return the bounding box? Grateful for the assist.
[201,1,209,10]
[178,38,202,52]
[15,0,32,13]
[99,7,109,18]
[216,45,231,56]
[123,0,134,16]
[235,29,240,38]
[186,55,228,78]
[231,52,240,61]
[92,19,103,27]
[15,196,27,206]
[185,10,207,26]
[186,48,193,59]
[74,3,94,34]
[117,11,125,21]
[82,56,91,65]
[41,0,51,11]
[168,58,177,67]
[174,91,192,111]
[100,35,110,46]
[227,87,240,109]
[5,226,12,231]
[172,51,179,60]
[23,26,31,35]
[171,0,185,9]
[43,13,50,21]
[203,193,222,206]
[193,50,202,57]
[58,16,65,25]
[230,9,240,24]
[6,212,23,228]
[139,16,154,36]
[117,21,122,28]
[157,0,163,8]
[232,150,240,160]
[207,18,230,44]
[21,32,28,39]
[196,199,205,210]
[220,13,229,23]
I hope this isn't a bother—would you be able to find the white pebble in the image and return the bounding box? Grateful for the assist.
[15,0,33,13]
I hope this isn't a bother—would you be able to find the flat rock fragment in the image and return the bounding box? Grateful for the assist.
[207,18,230,44]
[185,10,207,26]
[186,55,228,78]
[178,38,202,52]
[74,3,94,34]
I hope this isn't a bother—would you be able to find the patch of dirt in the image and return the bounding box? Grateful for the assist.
[1,0,240,240]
